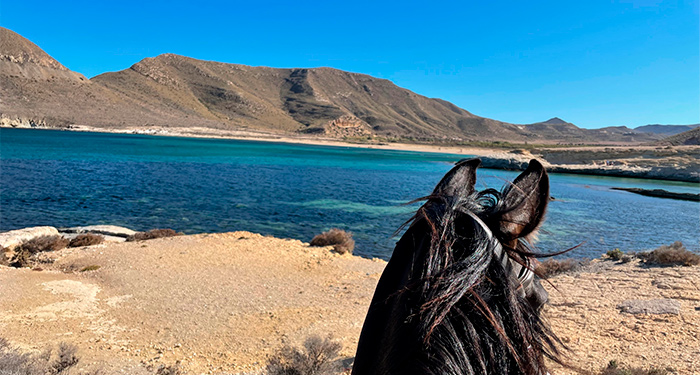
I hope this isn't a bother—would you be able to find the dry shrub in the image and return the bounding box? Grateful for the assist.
[600,360,671,375]
[68,233,104,248]
[645,241,699,266]
[310,229,355,255]
[0,246,8,267]
[8,248,31,268]
[535,258,581,278]
[0,337,79,375]
[266,335,342,375]
[606,248,624,261]
[79,265,101,272]
[6,235,70,268]
[154,363,182,375]
[20,235,69,253]
[127,229,182,242]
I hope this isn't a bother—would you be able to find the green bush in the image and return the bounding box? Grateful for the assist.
[606,248,624,261]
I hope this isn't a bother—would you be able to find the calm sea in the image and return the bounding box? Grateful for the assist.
[1,128,698,259]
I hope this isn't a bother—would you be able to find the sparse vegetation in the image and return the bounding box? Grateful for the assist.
[606,248,624,261]
[9,248,32,268]
[153,363,182,375]
[6,235,70,268]
[644,242,700,266]
[600,360,671,375]
[0,337,79,375]
[19,235,69,253]
[535,258,584,278]
[126,229,182,242]
[69,233,105,247]
[79,265,101,272]
[310,229,355,255]
[266,335,343,375]
[0,246,8,267]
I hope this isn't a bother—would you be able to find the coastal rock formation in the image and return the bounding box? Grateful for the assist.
[481,147,700,182]
[0,115,48,128]
[611,187,700,202]
[324,115,373,138]
[0,226,59,250]
[59,225,137,239]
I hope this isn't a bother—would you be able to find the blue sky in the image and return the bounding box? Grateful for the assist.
[1,0,698,128]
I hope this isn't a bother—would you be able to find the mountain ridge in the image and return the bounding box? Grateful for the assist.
[1,27,695,145]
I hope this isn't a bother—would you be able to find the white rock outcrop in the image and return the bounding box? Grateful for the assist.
[0,226,60,250]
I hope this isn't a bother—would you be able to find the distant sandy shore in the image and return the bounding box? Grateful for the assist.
[1,232,698,374]
[4,124,699,182]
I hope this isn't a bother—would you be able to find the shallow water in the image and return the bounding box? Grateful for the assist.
[1,128,698,259]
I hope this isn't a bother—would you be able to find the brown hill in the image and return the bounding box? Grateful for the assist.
[91,53,529,140]
[658,127,700,145]
[519,118,662,144]
[0,27,526,141]
[635,123,700,136]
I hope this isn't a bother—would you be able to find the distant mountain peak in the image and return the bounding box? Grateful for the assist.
[541,117,568,125]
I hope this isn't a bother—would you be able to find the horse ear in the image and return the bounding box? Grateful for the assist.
[432,158,480,197]
[495,159,549,241]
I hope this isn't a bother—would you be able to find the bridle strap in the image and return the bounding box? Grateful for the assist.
[465,211,534,299]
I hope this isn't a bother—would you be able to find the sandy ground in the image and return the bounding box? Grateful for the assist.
[1,233,699,374]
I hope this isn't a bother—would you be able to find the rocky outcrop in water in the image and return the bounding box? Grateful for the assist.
[611,187,700,202]
[480,148,700,183]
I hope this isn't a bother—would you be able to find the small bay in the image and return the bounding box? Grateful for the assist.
[1,128,697,259]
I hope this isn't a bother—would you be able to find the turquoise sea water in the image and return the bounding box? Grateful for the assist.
[1,128,698,259]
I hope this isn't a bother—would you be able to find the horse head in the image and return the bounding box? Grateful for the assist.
[352,158,561,375]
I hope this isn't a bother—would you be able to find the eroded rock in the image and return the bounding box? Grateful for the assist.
[0,226,59,250]
[617,299,681,315]
[59,225,136,239]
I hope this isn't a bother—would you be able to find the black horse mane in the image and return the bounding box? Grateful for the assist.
[396,186,564,375]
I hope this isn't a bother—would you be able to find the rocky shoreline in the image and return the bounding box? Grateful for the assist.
[481,148,700,183]
[611,187,700,202]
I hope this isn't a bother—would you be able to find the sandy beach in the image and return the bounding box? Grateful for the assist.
[1,232,698,374]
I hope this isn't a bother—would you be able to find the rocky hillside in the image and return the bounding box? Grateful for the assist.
[0,27,526,141]
[658,127,700,146]
[519,117,664,144]
[91,53,526,140]
[635,123,700,135]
